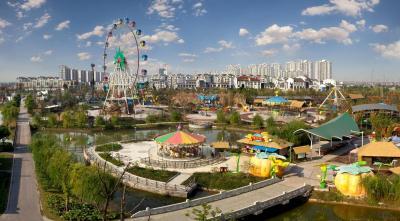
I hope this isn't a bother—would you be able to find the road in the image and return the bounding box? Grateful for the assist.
[0,100,43,221]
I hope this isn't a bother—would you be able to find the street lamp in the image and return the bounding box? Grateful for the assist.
[90,63,96,101]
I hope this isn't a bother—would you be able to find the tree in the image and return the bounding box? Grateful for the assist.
[265,116,277,133]
[47,149,74,211]
[25,94,36,114]
[1,102,19,127]
[47,114,58,128]
[216,110,226,124]
[0,125,10,142]
[170,110,182,122]
[277,120,309,146]
[75,110,88,128]
[94,116,106,127]
[229,111,241,125]
[185,203,222,221]
[252,114,264,129]
[370,113,393,140]
[95,161,130,221]
[62,111,75,128]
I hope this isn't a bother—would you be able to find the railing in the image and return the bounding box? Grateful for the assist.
[85,147,194,196]
[132,177,281,218]
[140,156,226,169]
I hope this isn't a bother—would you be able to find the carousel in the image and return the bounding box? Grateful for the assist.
[155,130,206,158]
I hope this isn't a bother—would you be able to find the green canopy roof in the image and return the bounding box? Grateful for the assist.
[295,112,360,140]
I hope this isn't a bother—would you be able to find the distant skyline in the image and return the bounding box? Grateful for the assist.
[0,0,399,82]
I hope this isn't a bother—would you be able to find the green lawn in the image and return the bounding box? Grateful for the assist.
[183,172,265,190]
[98,152,124,166]
[127,166,178,182]
[95,143,122,152]
[0,153,13,171]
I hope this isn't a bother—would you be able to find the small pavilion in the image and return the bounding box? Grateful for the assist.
[357,141,400,166]
[294,112,362,156]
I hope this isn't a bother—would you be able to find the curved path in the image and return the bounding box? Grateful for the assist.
[0,100,42,221]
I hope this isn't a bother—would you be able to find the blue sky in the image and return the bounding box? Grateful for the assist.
[0,0,399,82]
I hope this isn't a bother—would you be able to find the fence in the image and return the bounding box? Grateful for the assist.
[84,147,196,198]
[132,177,281,218]
[140,156,226,169]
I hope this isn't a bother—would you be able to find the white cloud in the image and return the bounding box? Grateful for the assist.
[34,13,50,28]
[371,40,400,59]
[340,20,357,32]
[85,41,92,47]
[261,49,276,57]
[30,55,42,62]
[43,34,52,40]
[55,20,70,31]
[0,37,5,45]
[356,19,366,29]
[44,50,52,55]
[218,40,234,49]
[177,39,184,44]
[147,0,183,18]
[295,21,356,45]
[76,26,104,40]
[179,53,197,57]
[23,22,32,30]
[255,24,293,46]
[282,43,301,53]
[204,40,235,53]
[0,18,11,29]
[302,0,380,17]
[193,2,207,16]
[239,28,249,37]
[77,52,91,60]
[370,24,388,33]
[183,58,195,63]
[16,11,24,19]
[142,30,183,44]
[20,0,46,11]
[158,23,179,31]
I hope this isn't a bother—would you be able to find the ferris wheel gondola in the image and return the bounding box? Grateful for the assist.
[102,18,149,115]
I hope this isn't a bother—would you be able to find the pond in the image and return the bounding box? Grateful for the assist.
[244,198,400,221]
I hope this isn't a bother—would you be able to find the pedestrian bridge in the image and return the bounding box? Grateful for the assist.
[130,176,312,221]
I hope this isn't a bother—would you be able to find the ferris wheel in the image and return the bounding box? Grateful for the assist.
[102,18,148,115]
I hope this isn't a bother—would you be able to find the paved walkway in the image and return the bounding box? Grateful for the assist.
[167,173,192,186]
[132,176,309,221]
[0,100,42,221]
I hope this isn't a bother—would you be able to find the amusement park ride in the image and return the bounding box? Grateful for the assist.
[102,18,152,115]
[319,84,348,112]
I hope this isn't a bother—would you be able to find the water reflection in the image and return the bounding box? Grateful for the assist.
[256,200,400,221]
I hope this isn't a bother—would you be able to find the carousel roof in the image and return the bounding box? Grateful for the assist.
[155,130,206,145]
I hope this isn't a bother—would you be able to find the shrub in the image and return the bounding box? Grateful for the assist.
[98,152,124,167]
[185,172,264,190]
[127,166,178,182]
[229,111,241,125]
[252,114,264,129]
[95,143,122,152]
[170,111,182,122]
[0,142,13,152]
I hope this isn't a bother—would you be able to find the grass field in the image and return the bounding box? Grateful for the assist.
[127,166,178,182]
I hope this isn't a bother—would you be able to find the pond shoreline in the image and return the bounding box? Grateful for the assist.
[309,197,400,212]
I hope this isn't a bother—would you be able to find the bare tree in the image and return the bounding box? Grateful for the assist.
[96,161,131,221]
